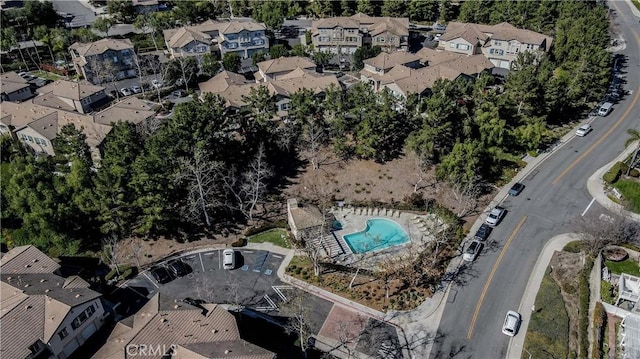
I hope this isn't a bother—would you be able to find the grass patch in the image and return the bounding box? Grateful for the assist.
[601,280,615,304]
[563,240,585,253]
[633,0,640,11]
[524,269,569,359]
[612,179,640,213]
[33,70,64,81]
[247,228,291,248]
[605,258,640,275]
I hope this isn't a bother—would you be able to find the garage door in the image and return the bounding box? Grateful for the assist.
[81,322,97,341]
[62,338,80,358]
[500,60,510,69]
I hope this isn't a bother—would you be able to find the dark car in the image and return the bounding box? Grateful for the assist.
[172,89,186,98]
[474,223,493,241]
[508,182,525,196]
[149,266,172,284]
[182,297,206,308]
[167,260,191,277]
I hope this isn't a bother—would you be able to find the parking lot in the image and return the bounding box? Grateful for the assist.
[111,248,400,355]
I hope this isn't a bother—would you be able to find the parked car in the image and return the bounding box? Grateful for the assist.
[131,85,142,94]
[575,124,592,137]
[508,182,525,196]
[463,240,483,262]
[223,249,235,270]
[474,223,493,241]
[486,206,506,226]
[172,89,186,98]
[152,79,163,88]
[167,260,191,277]
[120,87,133,96]
[502,311,522,336]
[149,266,172,284]
[433,33,442,41]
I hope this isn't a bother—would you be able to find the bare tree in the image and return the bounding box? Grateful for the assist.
[174,147,224,227]
[88,57,120,100]
[281,291,314,354]
[102,233,122,277]
[301,116,326,170]
[446,177,483,218]
[223,144,273,223]
[130,240,143,268]
[571,212,640,256]
[411,157,435,193]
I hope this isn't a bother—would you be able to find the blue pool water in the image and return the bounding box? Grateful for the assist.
[343,218,409,254]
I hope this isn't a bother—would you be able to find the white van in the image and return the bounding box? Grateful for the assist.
[223,249,235,270]
[598,102,613,116]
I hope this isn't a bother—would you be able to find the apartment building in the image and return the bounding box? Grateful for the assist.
[69,38,137,85]
[0,245,107,359]
[311,13,409,54]
[35,80,108,114]
[438,21,553,69]
[92,293,274,359]
[255,56,317,81]
[0,71,34,102]
[164,19,269,60]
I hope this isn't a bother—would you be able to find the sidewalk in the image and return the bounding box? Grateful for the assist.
[505,233,580,359]
[586,144,640,222]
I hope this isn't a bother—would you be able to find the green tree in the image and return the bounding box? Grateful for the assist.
[311,50,332,70]
[222,52,241,72]
[291,44,309,57]
[166,56,198,89]
[381,0,407,17]
[52,124,93,172]
[251,51,267,66]
[201,52,221,76]
[436,140,485,186]
[92,17,114,37]
[172,0,217,25]
[253,1,285,30]
[70,28,99,43]
[473,101,506,147]
[107,0,135,22]
[269,44,289,59]
[512,117,547,152]
[439,0,456,22]
[230,0,253,17]
[356,0,374,15]
[408,0,439,22]
[504,52,544,117]
[94,122,144,237]
[1,27,28,70]
[340,0,355,16]
[353,45,381,70]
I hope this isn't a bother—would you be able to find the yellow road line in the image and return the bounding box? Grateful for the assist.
[466,216,527,340]
[552,28,640,185]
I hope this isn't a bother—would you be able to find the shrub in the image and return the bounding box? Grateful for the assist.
[600,280,614,304]
[578,258,593,358]
[603,161,628,184]
[630,168,640,177]
[105,265,133,281]
[528,150,539,157]
[563,241,583,253]
[231,237,247,247]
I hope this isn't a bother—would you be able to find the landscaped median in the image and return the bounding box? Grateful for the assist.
[602,160,640,214]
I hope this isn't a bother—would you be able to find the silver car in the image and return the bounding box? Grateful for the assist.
[463,240,483,262]
[223,249,235,270]
[502,310,521,336]
[486,206,506,226]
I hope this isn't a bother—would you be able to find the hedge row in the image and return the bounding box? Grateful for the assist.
[578,257,594,358]
[591,302,607,359]
[105,265,137,281]
[244,220,288,237]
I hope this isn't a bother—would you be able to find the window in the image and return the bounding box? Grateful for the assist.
[28,342,41,354]
[280,102,291,111]
[71,305,96,330]
[490,48,504,56]
[450,43,455,48]
[319,36,330,42]
[58,328,69,340]
[346,36,358,42]
[347,29,356,34]
[377,36,385,43]
[494,40,502,46]
[26,135,33,143]
[320,29,328,34]
[456,44,470,50]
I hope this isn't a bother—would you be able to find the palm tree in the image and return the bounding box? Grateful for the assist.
[624,128,640,176]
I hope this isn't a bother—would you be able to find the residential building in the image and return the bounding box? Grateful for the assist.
[92,293,275,359]
[132,0,159,13]
[198,67,340,116]
[622,313,640,359]
[360,52,422,91]
[438,21,553,69]
[311,13,409,54]
[255,56,316,82]
[0,245,107,359]
[35,80,108,114]
[0,96,158,162]
[164,19,269,60]
[69,38,137,85]
[0,71,35,102]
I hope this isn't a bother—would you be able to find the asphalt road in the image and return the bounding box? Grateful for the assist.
[431,2,640,358]
[51,0,96,28]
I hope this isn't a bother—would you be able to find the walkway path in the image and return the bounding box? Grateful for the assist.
[608,315,617,359]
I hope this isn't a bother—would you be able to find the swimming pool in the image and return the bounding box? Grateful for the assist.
[343,218,409,254]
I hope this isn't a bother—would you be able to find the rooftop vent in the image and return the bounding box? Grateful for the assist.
[24,284,29,287]
[45,289,50,293]
[40,279,46,283]
[32,259,38,263]
[75,294,81,298]
[24,305,32,309]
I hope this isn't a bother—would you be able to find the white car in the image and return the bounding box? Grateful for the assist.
[120,88,133,96]
[576,124,592,137]
[152,79,163,88]
[131,85,142,94]
[463,240,483,262]
[502,310,522,336]
[223,249,235,270]
[485,206,506,226]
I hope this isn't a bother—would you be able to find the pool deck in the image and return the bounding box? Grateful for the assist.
[330,207,448,270]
